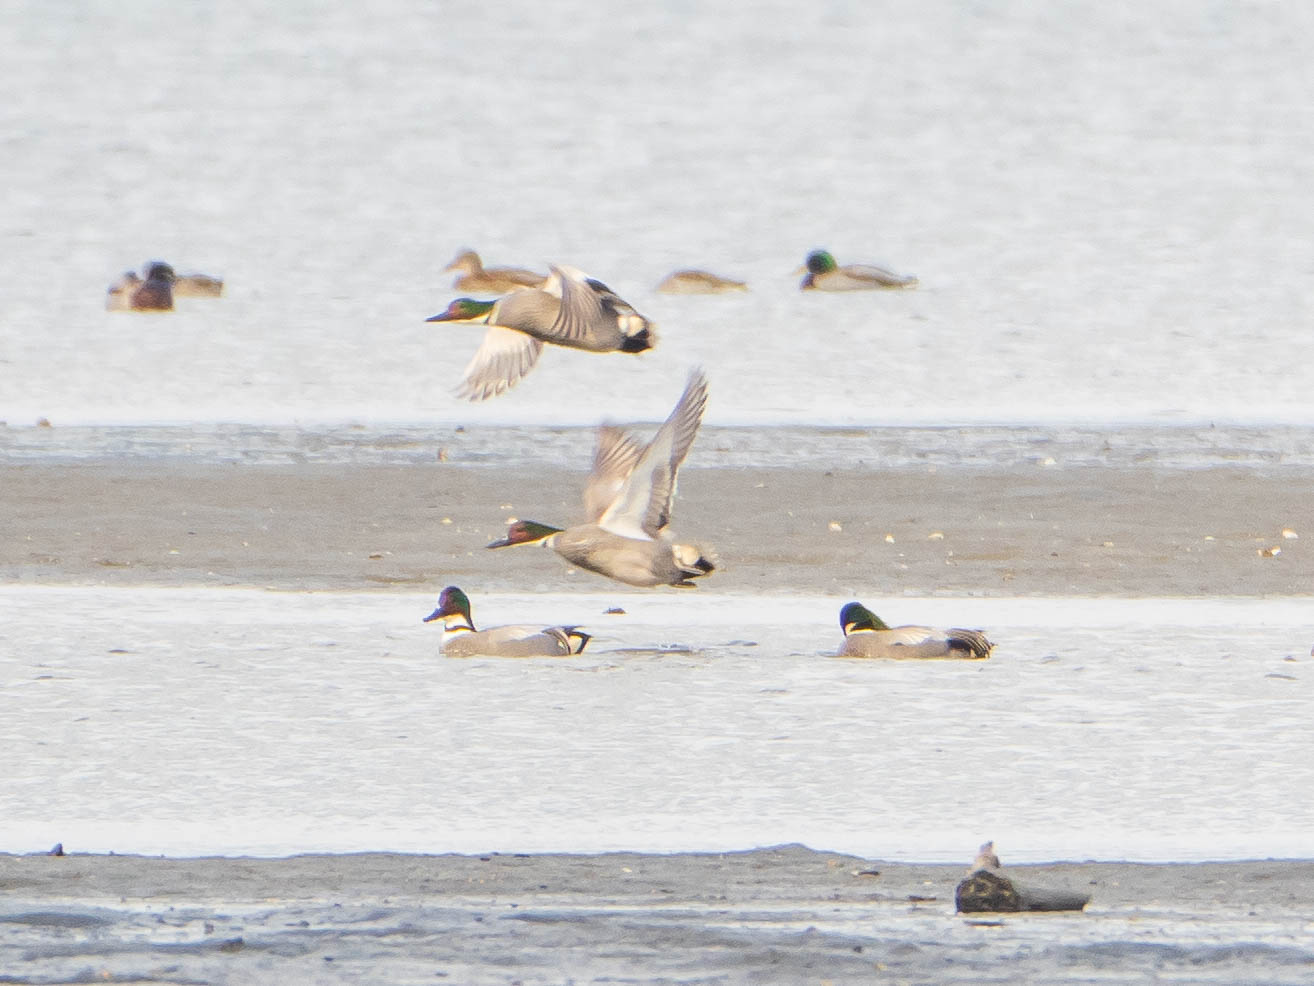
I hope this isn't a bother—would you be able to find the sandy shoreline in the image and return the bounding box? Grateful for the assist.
[4,846,1313,984]
[4,459,1310,596]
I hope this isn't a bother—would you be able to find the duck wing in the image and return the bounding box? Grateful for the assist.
[542,265,644,349]
[476,624,588,657]
[583,425,646,522]
[878,625,992,659]
[598,369,708,539]
[846,263,918,287]
[457,325,544,401]
[945,627,994,658]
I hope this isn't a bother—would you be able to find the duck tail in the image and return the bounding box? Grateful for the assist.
[950,629,994,659]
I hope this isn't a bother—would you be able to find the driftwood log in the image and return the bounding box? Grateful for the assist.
[955,842,1091,913]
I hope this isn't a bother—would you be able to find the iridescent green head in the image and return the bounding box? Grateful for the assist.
[486,520,563,549]
[425,298,496,323]
[805,250,838,275]
[839,601,890,634]
[423,585,472,623]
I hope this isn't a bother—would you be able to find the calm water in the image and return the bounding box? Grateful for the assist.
[4,587,1312,861]
[3,2,1313,863]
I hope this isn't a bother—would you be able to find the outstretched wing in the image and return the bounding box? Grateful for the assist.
[583,425,646,522]
[457,326,544,401]
[599,369,709,539]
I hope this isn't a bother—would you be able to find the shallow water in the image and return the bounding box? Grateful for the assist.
[4,586,1311,862]
[6,419,1314,471]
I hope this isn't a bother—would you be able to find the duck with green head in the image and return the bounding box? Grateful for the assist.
[837,601,993,659]
[426,264,656,401]
[798,249,918,291]
[487,369,715,588]
[422,586,591,657]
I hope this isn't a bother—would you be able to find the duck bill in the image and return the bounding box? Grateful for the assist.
[485,535,517,549]
[422,607,446,622]
[425,311,459,322]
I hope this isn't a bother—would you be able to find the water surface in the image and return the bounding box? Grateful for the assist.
[5,587,1310,861]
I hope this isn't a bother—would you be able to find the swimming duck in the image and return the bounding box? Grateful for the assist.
[422,585,590,657]
[127,261,177,310]
[444,249,546,294]
[837,601,993,659]
[426,265,656,401]
[487,369,715,588]
[106,263,223,310]
[798,249,918,290]
[655,269,748,294]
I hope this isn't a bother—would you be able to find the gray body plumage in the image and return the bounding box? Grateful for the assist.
[442,624,589,658]
[804,264,918,290]
[451,265,654,401]
[839,625,993,660]
[552,525,710,588]
[488,369,715,588]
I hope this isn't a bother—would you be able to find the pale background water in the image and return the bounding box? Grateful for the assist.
[2,0,1312,427]
[2,1,1313,863]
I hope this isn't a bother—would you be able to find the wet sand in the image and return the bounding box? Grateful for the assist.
[3,459,1310,596]
[3,846,1313,984]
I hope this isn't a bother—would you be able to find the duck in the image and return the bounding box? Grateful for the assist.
[487,368,715,588]
[798,249,918,291]
[125,261,177,311]
[444,249,546,294]
[655,269,748,294]
[837,601,993,659]
[106,263,224,310]
[422,586,590,657]
[426,265,656,401]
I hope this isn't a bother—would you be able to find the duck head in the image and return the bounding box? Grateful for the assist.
[839,601,891,635]
[444,249,481,274]
[805,250,838,275]
[426,298,496,323]
[486,519,563,549]
[423,585,473,627]
[143,261,177,283]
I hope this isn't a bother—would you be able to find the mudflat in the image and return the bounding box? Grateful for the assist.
[2,459,1308,596]
[3,847,1312,984]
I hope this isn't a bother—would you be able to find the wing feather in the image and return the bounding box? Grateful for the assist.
[598,369,709,539]
[456,326,544,401]
[583,425,645,522]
